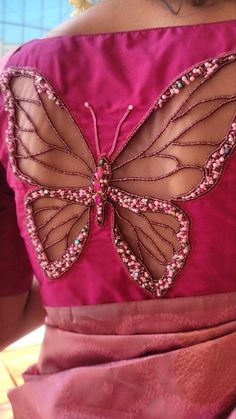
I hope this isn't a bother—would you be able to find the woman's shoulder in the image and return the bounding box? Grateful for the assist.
[44,0,236,38]
[2,0,234,64]
[2,0,235,81]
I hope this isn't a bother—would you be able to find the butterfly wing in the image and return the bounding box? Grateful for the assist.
[1,68,95,187]
[26,189,91,278]
[109,188,189,296]
[109,53,236,296]
[1,68,95,277]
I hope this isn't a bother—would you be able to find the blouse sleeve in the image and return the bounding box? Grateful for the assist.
[0,162,33,296]
[0,56,33,296]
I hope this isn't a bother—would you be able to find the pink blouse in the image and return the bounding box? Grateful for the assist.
[0,19,236,306]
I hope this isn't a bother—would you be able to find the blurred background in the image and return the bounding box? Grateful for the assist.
[0,0,74,57]
[0,327,45,418]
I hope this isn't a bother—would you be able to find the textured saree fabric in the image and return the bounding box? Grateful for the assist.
[8,292,236,418]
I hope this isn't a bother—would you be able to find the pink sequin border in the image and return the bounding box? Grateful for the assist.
[25,188,91,279]
[109,188,190,297]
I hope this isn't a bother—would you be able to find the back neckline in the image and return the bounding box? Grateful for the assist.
[41,18,236,41]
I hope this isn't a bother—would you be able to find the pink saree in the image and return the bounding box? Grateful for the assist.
[8,292,236,418]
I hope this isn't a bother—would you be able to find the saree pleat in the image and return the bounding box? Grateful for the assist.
[8,292,236,419]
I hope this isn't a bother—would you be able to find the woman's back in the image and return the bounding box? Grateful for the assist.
[0,2,236,417]
[1,4,236,305]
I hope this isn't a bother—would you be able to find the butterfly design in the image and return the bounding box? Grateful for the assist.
[1,52,236,297]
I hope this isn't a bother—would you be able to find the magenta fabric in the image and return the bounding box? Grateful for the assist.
[0,162,33,294]
[0,51,33,295]
[0,21,236,305]
[8,292,236,418]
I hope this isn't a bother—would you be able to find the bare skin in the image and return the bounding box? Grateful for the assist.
[0,0,235,350]
[45,0,236,38]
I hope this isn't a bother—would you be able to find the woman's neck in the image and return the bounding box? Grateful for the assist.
[45,0,236,38]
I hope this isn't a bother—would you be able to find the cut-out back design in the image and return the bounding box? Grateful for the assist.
[1,52,236,296]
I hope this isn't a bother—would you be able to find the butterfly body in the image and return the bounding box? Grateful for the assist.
[92,156,111,226]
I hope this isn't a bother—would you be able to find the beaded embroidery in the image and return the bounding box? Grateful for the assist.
[155,54,236,109]
[110,189,189,296]
[25,189,91,278]
[0,52,236,295]
[92,157,111,225]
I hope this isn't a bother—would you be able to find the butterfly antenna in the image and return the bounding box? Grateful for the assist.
[108,104,134,158]
[84,101,102,156]
[85,101,134,158]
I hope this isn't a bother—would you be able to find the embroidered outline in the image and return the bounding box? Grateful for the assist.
[0,52,235,296]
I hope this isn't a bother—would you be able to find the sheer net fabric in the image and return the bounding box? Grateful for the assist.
[8,74,93,269]
[1,54,236,295]
[111,59,236,284]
